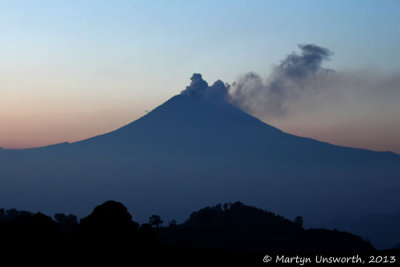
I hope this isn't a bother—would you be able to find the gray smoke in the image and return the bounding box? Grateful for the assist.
[181,73,229,101]
[227,44,400,153]
[229,44,335,117]
[274,44,333,78]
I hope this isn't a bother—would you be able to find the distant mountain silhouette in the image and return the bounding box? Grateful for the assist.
[319,212,400,249]
[0,74,399,249]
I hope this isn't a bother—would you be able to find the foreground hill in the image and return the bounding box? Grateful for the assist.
[158,201,374,253]
[0,201,376,265]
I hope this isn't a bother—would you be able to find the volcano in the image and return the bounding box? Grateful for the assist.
[1,74,399,247]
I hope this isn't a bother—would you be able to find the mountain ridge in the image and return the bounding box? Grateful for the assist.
[4,92,398,158]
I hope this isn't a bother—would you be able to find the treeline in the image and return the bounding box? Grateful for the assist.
[159,201,374,253]
[0,201,379,265]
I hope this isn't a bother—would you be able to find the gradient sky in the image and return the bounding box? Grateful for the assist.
[1,0,399,153]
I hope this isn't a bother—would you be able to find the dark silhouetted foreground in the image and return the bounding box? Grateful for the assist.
[1,201,398,265]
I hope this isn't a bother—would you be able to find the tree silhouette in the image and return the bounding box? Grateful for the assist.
[168,219,177,229]
[294,216,303,228]
[149,215,163,228]
[0,208,4,221]
[78,200,139,251]
[54,213,78,234]
[0,200,376,264]
[223,203,230,211]
[54,213,78,225]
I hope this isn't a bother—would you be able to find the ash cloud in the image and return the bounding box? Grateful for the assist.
[229,44,335,117]
[274,44,333,78]
[181,73,229,101]
[227,44,400,152]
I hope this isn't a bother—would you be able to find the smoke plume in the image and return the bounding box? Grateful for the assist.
[228,44,400,152]
[229,44,335,118]
[181,73,229,101]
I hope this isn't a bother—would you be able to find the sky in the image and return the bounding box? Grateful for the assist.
[0,0,399,153]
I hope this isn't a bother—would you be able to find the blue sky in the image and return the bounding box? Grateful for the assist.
[1,0,399,152]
